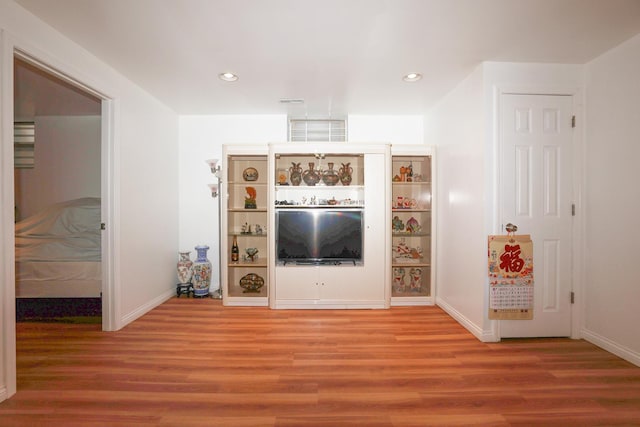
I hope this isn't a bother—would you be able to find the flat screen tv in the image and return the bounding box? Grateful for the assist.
[276,209,363,265]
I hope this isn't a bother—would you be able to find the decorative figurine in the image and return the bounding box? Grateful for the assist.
[410,267,422,292]
[406,217,421,233]
[392,216,405,232]
[244,247,259,262]
[245,186,257,209]
[393,268,406,293]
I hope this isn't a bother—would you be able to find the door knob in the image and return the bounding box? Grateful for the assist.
[505,223,518,233]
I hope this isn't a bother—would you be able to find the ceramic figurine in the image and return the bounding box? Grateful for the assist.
[393,268,406,293]
[410,267,422,292]
[392,216,405,232]
[245,186,257,209]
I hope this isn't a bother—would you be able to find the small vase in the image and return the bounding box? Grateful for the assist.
[338,162,353,186]
[289,162,302,186]
[176,251,193,284]
[191,245,212,297]
[322,162,340,186]
[302,162,321,186]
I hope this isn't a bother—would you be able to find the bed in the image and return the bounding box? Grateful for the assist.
[15,197,102,298]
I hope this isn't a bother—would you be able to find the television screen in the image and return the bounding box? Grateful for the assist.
[276,209,363,264]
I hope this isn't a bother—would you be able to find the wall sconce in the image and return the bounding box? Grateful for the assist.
[208,183,219,198]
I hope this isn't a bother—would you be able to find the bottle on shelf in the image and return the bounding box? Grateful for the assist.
[231,235,239,262]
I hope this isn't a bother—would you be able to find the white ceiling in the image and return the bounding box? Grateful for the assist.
[14,0,640,117]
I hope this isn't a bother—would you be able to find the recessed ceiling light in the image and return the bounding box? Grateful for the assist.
[403,73,422,82]
[218,72,238,82]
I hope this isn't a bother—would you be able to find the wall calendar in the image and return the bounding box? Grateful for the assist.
[488,233,534,320]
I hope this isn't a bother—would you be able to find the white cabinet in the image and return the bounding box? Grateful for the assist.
[274,265,385,308]
[269,143,390,309]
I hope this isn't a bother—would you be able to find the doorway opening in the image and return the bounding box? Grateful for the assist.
[13,57,103,323]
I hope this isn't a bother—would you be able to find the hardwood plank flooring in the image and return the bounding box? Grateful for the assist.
[2,298,640,426]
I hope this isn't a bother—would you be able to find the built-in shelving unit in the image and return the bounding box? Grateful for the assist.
[219,142,433,308]
[221,145,269,306]
[269,143,390,309]
[390,145,434,306]
[273,154,365,208]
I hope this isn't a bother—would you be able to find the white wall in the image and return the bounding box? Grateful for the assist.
[14,115,100,220]
[348,115,424,145]
[582,33,640,364]
[1,0,179,399]
[178,115,287,292]
[426,62,584,342]
[425,65,490,339]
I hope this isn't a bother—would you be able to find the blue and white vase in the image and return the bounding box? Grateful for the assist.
[191,245,212,297]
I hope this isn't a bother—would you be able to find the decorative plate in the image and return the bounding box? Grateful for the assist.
[242,167,259,181]
[239,273,264,293]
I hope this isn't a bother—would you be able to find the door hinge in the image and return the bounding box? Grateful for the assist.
[100,222,106,230]
[571,204,575,216]
[571,115,576,128]
[570,291,575,304]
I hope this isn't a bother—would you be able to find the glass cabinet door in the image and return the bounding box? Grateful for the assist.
[391,151,433,305]
[224,153,269,304]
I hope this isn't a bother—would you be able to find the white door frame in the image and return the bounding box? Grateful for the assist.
[1,30,118,400]
[493,85,585,340]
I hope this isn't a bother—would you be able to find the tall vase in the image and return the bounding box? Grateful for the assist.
[322,162,340,186]
[302,162,321,186]
[289,162,302,186]
[191,245,212,297]
[338,162,353,186]
[176,251,193,284]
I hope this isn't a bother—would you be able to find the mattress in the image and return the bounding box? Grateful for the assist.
[16,261,102,298]
[15,197,102,298]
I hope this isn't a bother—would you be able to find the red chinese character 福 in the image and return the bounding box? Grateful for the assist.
[499,244,524,273]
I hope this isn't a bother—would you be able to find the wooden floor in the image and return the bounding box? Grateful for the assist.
[2,298,640,426]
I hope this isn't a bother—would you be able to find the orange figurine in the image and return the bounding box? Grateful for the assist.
[245,186,257,209]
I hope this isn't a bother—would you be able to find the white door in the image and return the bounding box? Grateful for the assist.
[499,94,573,338]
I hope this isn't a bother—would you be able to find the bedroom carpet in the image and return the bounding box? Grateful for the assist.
[16,297,101,323]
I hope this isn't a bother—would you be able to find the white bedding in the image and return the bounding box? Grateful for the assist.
[15,261,102,297]
[15,198,102,298]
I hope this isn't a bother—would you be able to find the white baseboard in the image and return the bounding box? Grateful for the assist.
[436,297,498,342]
[582,328,640,367]
[120,288,175,327]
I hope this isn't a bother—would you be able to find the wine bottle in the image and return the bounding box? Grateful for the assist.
[231,235,239,262]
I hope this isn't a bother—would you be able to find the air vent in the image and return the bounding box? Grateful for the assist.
[289,119,347,142]
[14,122,35,169]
